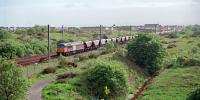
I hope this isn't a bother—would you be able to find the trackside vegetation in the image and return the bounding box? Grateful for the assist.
[127,33,166,75]
[1,25,200,100]
[139,25,200,100]
[0,26,131,59]
[187,88,200,100]
[42,48,147,100]
[0,59,29,100]
[86,61,128,99]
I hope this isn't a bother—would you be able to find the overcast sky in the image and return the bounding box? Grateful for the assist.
[0,0,200,27]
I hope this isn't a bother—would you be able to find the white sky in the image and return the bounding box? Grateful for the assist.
[0,0,200,27]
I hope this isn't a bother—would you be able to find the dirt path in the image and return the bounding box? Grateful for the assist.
[29,77,56,100]
[131,77,155,100]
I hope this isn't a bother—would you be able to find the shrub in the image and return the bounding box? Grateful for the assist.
[187,41,193,44]
[57,72,77,80]
[88,51,100,59]
[167,44,177,49]
[0,40,25,59]
[86,62,128,97]
[185,58,200,66]
[167,32,180,38]
[197,43,200,48]
[187,88,200,100]
[58,55,68,67]
[0,59,28,100]
[66,62,78,68]
[191,30,200,37]
[0,30,12,40]
[104,42,116,49]
[43,67,56,74]
[78,54,89,61]
[112,49,127,60]
[179,31,186,34]
[127,34,166,75]
[168,56,200,68]
[161,41,168,44]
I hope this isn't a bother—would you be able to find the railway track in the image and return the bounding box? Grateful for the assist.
[16,40,129,66]
[16,48,98,66]
[16,53,59,66]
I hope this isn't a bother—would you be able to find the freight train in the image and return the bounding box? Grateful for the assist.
[57,36,134,56]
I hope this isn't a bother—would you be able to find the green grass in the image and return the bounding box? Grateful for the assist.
[139,67,200,100]
[161,36,200,59]
[42,50,147,100]
[21,59,59,78]
[138,35,200,100]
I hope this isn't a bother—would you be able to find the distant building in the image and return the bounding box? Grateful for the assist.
[144,24,161,31]
[0,27,9,31]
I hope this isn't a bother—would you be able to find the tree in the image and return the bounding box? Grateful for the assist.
[187,88,200,100]
[0,30,12,40]
[86,62,128,98]
[0,40,25,59]
[127,33,166,75]
[167,32,180,38]
[0,59,28,100]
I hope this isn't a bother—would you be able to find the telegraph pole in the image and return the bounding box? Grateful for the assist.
[48,24,50,67]
[99,25,102,47]
[130,25,132,36]
[155,24,157,34]
[62,25,64,41]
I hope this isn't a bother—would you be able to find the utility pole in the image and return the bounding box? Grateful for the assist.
[130,25,132,36]
[99,25,102,47]
[155,24,157,34]
[62,25,64,41]
[48,24,50,67]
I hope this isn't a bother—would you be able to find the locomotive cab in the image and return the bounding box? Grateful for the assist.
[57,43,69,56]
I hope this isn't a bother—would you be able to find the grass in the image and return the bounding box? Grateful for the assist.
[42,49,147,100]
[21,59,59,78]
[138,34,200,100]
[139,67,200,100]
[161,36,200,60]
[23,48,104,84]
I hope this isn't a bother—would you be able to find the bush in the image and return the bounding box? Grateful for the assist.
[66,62,78,68]
[187,88,200,100]
[168,56,200,68]
[197,43,200,48]
[167,44,177,49]
[58,55,68,67]
[104,42,117,49]
[43,67,56,74]
[77,54,89,61]
[161,41,168,44]
[112,49,127,60]
[0,59,28,100]
[0,40,25,59]
[57,72,77,80]
[127,34,166,75]
[167,32,180,38]
[0,30,12,40]
[191,30,200,37]
[86,62,128,97]
[185,58,200,66]
[88,51,100,59]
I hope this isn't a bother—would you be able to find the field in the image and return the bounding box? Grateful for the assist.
[139,66,200,100]
[42,49,147,100]
[1,25,200,100]
[0,26,132,59]
[24,27,200,100]
[139,31,200,100]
